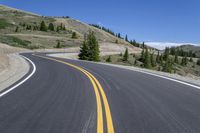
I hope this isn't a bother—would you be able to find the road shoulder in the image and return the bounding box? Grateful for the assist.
[0,53,29,92]
[49,53,200,87]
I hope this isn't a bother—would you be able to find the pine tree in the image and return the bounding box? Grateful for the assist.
[123,48,129,61]
[197,58,200,66]
[87,31,100,61]
[106,56,112,62]
[134,59,137,65]
[174,52,179,64]
[56,41,61,48]
[189,57,193,62]
[63,26,66,30]
[72,32,77,39]
[26,25,32,30]
[125,35,128,42]
[48,23,55,31]
[117,33,121,38]
[140,48,145,62]
[163,47,170,61]
[181,56,188,66]
[151,53,156,67]
[163,58,172,73]
[78,40,89,60]
[79,31,100,61]
[156,51,160,63]
[56,26,60,32]
[40,21,47,31]
[15,26,19,32]
[33,26,38,31]
[142,42,145,48]
[144,48,151,68]
[160,54,163,65]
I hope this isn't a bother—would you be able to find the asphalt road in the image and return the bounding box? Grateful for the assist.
[1,53,200,133]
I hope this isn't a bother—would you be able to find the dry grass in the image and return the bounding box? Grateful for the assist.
[0,43,29,71]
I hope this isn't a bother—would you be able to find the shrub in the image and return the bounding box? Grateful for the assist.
[106,56,112,62]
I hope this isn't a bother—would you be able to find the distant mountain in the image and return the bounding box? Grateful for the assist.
[174,45,200,58]
[145,42,199,50]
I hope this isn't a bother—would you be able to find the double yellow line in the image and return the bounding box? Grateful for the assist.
[34,55,114,133]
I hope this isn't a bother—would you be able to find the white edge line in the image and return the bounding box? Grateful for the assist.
[130,69,200,89]
[0,55,36,98]
[52,56,200,90]
[48,54,200,89]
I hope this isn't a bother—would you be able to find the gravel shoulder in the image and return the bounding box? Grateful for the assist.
[0,43,30,92]
[49,53,200,86]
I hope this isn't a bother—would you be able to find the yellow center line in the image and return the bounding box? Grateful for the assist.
[84,71,114,133]
[34,55,115,133]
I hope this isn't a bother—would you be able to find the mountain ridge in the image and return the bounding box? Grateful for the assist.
[145,42,200,50]
[0,4,139,53]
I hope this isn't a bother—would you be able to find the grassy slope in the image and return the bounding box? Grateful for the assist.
[101,53,200,77]
[0,5,130,49]
[178,45,200,57]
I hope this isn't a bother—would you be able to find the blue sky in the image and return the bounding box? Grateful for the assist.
[1,0,200,44]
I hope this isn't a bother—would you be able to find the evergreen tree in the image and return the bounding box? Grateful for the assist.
[134,60,137,65]
[72,32,77,39]
[181,56,188,66]
[79,31,100,61]
[123,48,129,61]
[163,47,170,61]
[15,26,19,32]
[60,23,63,29]
[117,33,121,38]
[156,51,160,63]
[174,52,179,64]
[33,26,38,31]
[87,31,100,61]
[144,48,151,68]
[140,48,145,62]
[56,26,60,32]
[197,58,200,66]
[163,58,172,73]
[63,26,66,30]
[142,42,145,48]
[170,47,176,55]
[189,57,193,62]
[78,40,89,60]
[125,35,128,42]
[160,54,163,65]
[48,23,55,31]
[40,21,47,31]
[56,41,61,48]
[106,56,112,62]
[26,25,32,30]
[151,53,156,67]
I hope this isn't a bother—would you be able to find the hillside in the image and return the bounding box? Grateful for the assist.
[175,45,200,58]
[0,5,139,52]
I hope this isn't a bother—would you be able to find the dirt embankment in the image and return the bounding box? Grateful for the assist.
[0,43,30,91]
[43,42,141,59]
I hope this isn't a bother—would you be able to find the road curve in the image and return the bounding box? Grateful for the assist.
[1,53,200,133]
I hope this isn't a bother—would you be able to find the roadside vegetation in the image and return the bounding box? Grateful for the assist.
[102,46,200,77]
[0,5,132,50]
[79,31,100,61]
[0,18,12,29]
[90,24,156,51]
[0,35,32,48]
